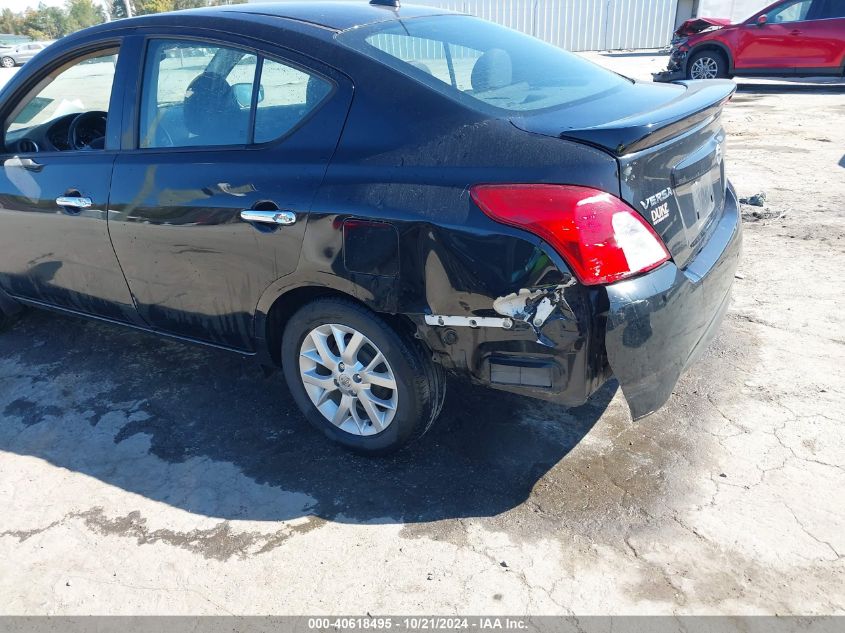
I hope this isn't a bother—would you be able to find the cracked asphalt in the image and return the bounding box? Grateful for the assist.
[1,59,844,615]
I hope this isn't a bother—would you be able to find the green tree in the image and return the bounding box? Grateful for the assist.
[19,5,68,40]
[135,0,173,15]
[1,8,23,35]
[110,0,138,19]
[2,0,244,38]
[64,0,105,32]
[172,0,210,9]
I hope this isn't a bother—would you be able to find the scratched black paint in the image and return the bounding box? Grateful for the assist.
[0,2,741,420]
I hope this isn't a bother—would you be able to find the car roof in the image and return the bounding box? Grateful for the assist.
[198,1,458,32]
[50,2,464,57]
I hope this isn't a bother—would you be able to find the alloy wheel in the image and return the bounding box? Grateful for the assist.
[298,323,399,436]
[690,57,719,80]
[0,57,14,69]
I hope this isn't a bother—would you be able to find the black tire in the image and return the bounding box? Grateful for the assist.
[0,57,15,69]
[687,50,729,80]
[281,297,445,455]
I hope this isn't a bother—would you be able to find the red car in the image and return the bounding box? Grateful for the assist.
[656,0,845,81]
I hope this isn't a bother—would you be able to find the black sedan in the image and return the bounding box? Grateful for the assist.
[0,1,741,454]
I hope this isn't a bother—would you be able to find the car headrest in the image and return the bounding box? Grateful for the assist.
[184,72,239,137]
[408,60,433,76]
[471,49,512,93]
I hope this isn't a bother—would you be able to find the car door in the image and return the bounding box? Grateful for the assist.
[0,44,143,323]
[107,35,352,350]
[17,44,40,64]
[803,0,845,70]
[734,0,826,70]
[15,45,32,64]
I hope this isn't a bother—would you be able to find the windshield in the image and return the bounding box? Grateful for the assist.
[338,15,629,114]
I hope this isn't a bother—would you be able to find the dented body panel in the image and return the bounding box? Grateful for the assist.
[674,17,730,38]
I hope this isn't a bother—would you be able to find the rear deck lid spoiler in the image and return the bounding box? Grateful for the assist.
[511,79,736,156]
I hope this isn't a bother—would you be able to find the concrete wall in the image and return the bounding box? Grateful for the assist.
[695,0,771,22]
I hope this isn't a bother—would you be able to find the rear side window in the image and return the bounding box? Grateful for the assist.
[139,39,332,149]
[767,0,813,22]
[338,15,629,114]
[254,58,331,144]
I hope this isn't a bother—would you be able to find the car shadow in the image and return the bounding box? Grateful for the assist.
[597,51,668,58]
[0,310,615,524]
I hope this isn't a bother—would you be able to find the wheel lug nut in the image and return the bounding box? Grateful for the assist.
[353,374,362,383]
[338,362,345,371]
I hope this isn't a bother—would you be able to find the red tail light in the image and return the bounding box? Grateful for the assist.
[470,184,671,285]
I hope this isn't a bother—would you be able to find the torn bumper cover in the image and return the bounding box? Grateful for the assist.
[605,184,742,419]
[653,48,688,83]
[653,68,686,83]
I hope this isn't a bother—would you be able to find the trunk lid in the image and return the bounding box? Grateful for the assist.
[511,79,736,269]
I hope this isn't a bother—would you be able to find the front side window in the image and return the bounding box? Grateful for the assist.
[140,39,332,149]
[4,49,119,150]
[817,0,845,18]
[338,15,629,114]
[768,0,814,22]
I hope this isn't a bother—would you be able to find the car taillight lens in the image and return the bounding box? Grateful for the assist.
[470,184,670,286]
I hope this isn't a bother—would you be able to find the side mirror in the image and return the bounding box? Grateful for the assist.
[757,14,768,25]
[232,83,264,108]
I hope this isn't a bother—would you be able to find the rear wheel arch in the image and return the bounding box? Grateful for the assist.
[260,284,420,369]
[279,296,445,454]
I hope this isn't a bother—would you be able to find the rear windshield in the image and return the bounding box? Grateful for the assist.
[337,15,629,114]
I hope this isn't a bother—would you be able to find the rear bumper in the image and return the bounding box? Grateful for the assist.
[604,182,742,418]
[414,185,741,418]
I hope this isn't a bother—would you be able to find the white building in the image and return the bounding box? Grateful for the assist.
[248,0,773,51]
[694,0,771,22]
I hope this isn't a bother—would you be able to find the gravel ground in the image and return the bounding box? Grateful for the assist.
[0,54,844,615]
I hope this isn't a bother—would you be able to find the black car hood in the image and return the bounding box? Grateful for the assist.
[510,79,736,156]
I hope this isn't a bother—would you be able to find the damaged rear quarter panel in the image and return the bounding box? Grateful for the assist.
[296,53,620,404]
[310,61,620,321]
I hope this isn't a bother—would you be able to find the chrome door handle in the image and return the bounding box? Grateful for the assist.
[56,196,93,209]
[240,209,296,226]
[3,157,43,172]
[19,158,43,171]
